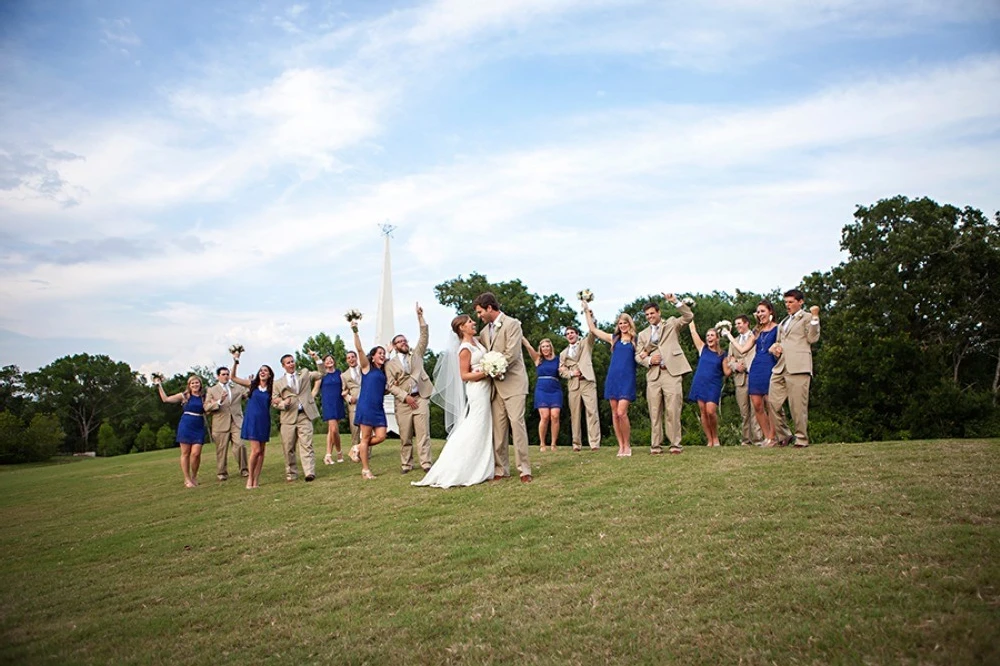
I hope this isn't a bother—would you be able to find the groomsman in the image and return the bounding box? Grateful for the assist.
[768,289,821,447]
[635,294,694,454]
[727,315,763,446]
[342,351,362,448]
[272,354,324,481]
[205,365,248,480]
[385,303,433,474]
[474,291,533,482]
[558,325,601,451]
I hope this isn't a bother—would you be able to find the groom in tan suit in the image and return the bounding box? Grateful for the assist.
[474,292,533,483]
[769,289,821,447]
[273,354,324,481]
[635,294,693,454]
[205,365,248,480]
[386,303,433,474]
[558,325,601,450]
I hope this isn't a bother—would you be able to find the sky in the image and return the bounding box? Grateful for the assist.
[1,0,998,378]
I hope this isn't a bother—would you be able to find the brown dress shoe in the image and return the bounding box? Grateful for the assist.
[520,474,533,483]
[491,474,506,482]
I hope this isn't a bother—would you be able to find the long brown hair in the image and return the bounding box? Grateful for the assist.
[754,300,775,335]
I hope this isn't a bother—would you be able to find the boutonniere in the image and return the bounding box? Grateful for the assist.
[494,318,503,331]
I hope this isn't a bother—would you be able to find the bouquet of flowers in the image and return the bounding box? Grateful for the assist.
[228,344,244,355]
[682,297,696,307]
[715,319,732,332]
[150,372,165,384]
[577,289,594,303]
[479,351,508,379]
[345,309,363,323]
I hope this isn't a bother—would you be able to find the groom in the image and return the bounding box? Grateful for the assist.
[473,292,533,483]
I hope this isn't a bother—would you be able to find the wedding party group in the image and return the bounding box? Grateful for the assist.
[153,289,820,490]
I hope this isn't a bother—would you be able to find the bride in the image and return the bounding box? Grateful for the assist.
[412,314,494,488]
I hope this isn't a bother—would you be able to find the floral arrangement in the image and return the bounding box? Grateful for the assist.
[150,372,165,383]
[479,351,508,379]
[577,289,594,303]
[345,309,363,323]
[682,297,696,307]
[715,319,732,332]
[228,344,244,355]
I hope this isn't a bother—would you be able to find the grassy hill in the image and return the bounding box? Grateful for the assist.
[1,439,997,665]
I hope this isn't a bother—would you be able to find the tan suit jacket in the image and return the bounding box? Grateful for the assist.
[204,382,247,432]
[341,366,362,402]
[773,310,820,375]
[728,332,756,387]
[385,323,433,401]
[634,303,694,378]
[558,331,597,389]
[273,367,324,424]
[479,312,529,397]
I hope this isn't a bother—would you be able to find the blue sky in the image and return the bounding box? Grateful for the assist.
[1,0,998,377]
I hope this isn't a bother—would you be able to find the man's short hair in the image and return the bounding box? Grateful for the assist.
[734,315,751,326]
[346,350,357,357]
[473,292,501,311]
[216,366,228,376]
[643,301,660,313]
[783,289,805,301]
[392,334,405,345]
[565,325,579,336]
[280,354,294,364]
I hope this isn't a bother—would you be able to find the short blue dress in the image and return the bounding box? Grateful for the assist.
[354,365,387,428]
[533,357,563,409]
[603,338,637,401]
[748,327,779,396]
[241,385,272,442]
[176,395,206,444]
[320,371,346,421]
[687,346,727,404]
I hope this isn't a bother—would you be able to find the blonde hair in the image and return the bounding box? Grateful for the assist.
[538,338,555,358]
[614,313,637,341]
[182,375,205,404]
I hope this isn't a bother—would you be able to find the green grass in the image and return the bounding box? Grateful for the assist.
[1,439,998,665]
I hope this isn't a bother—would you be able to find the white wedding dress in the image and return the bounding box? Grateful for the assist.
[412,341,494,489]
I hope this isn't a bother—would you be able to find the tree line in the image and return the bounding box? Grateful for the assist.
[1,196,997,462]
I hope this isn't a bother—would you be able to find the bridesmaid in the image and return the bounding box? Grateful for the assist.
[313,351,346,465]
[585,304,637,457]
[348,321,389,480]
[156,375,211,488]
[725,300,780,446]
[230,351,273,489]
[522,337,563,451]
[687,322,731,447]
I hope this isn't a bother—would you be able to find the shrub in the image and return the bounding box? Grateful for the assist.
[97,422,125,457]
[155,425,175,450]
[134,424,156,453]
[0,411,64,463]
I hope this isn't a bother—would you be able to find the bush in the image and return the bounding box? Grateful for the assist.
[155,425,175,450]
[134,424,156,453]
[0,410,64,464]
[97,422,125,457]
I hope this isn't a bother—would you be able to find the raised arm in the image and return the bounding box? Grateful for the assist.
[688,320,704,354]
[352,323,370,372]
[229,351,251,387]
[413,302,429,357]
[663,292,694,328]
[521,338,541,365]
[723,328,755,354]
[807,305,821,344]
[584,306,613,345]
[154,378,184,404]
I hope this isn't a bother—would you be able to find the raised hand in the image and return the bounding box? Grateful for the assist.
[809,305,820,317]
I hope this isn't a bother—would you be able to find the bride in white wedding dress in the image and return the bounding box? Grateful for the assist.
[412,315,494,489]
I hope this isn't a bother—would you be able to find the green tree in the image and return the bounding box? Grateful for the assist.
[24,354,139,452]
[97,421,125,457]
[0,411,25,464]
[134,424,157,452]
[24,414,64,461]
[0,411,64,463]
[156,424,175,450]
[0,365,30,419]
[295,333,347,371]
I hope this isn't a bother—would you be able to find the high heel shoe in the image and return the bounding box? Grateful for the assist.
[361,469,376,480]
[762,439,775,448]
[348,445,360,462]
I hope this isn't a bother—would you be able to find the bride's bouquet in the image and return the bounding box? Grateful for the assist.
[577,289,594,303]
[715,320,732,332]
[150,372,165,384]
[228,343,244,355]
[479,351,508,380]
[682,296,696,307]
[344,309,363,323]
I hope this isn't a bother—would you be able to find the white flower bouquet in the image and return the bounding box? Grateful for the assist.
[150,372,165,384]
[480,351,508,379]
[682,297,696,307]
[577,289,594,303]
[715,319,732,332]
[345,309,363,323]
[228,344,244,355]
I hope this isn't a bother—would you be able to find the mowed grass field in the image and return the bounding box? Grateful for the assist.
[0,438,998,665]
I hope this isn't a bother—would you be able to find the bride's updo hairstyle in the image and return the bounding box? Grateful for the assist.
[451,314,471,339]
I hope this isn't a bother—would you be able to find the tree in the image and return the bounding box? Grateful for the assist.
[294,333,347,371]
[134,424,156,453]
[24,354,139,452]
[156,425,175,450]
[0,365,30,419]
[0,411,64,464]
[97,421,125,457]
[25,414,64,461]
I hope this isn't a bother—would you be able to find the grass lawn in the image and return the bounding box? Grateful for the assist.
[0,438,998,665]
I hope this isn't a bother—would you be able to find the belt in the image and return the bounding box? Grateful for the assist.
[183,411,201,416]
[538,376,559,381]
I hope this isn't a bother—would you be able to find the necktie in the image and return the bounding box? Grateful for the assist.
[489,323,495,344]
[569,344,577,359]
[290,373,298,392]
